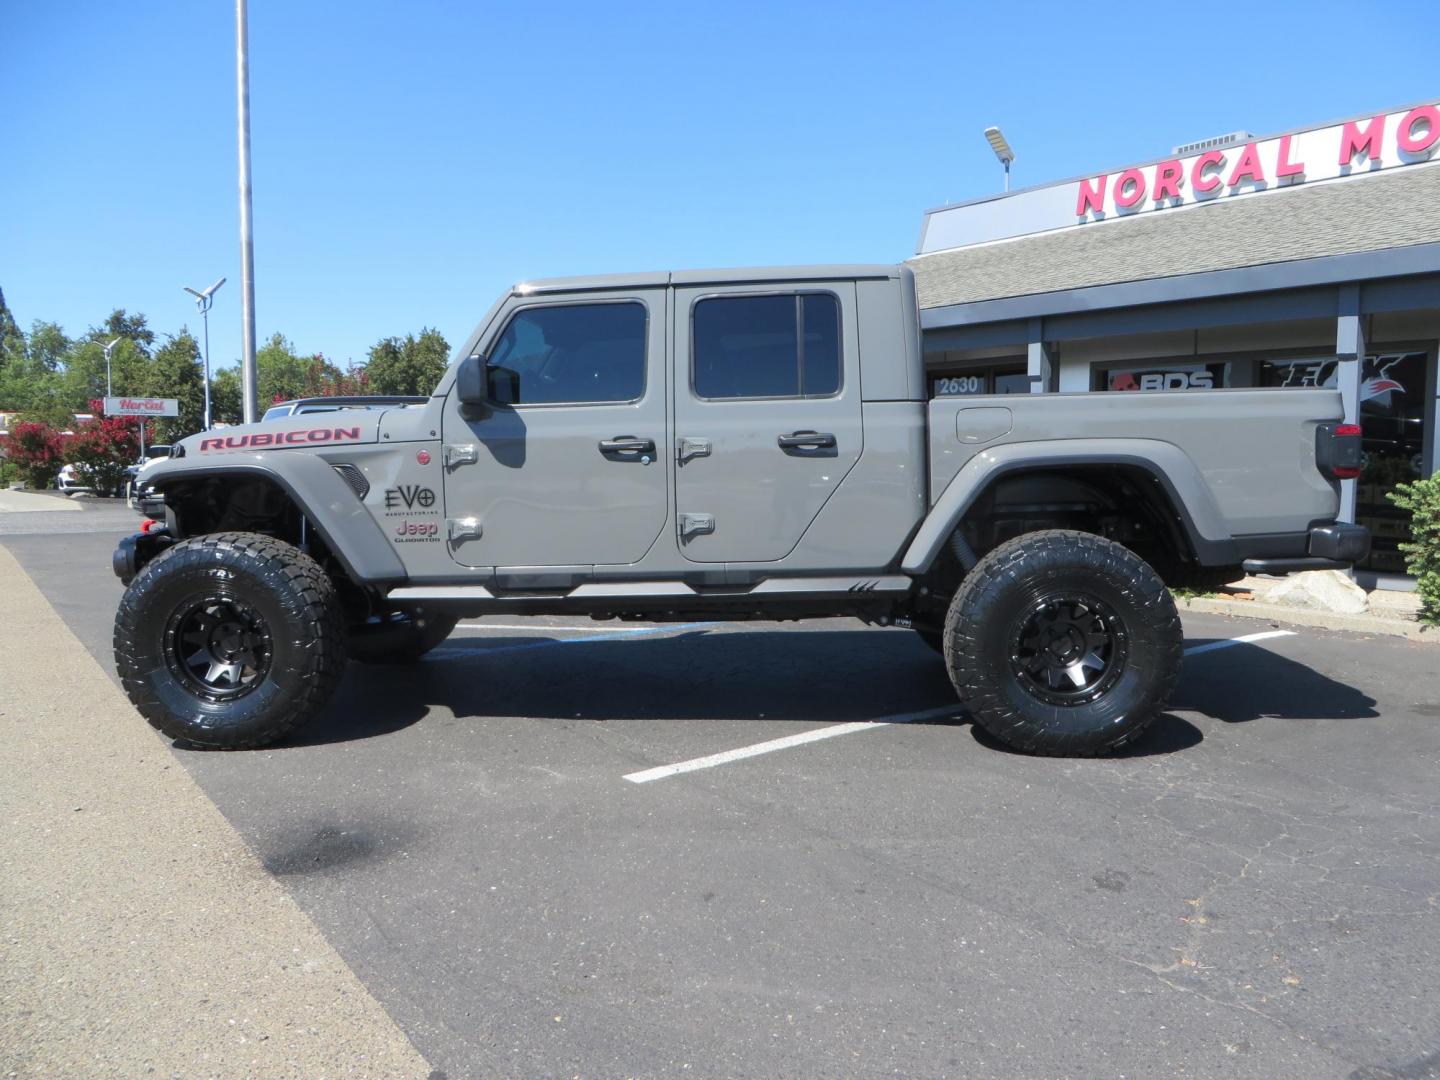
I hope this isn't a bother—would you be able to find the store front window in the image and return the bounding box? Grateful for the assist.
[932,364,1028,397]
[1095,361,1231,392]
[1260,352,1429,575]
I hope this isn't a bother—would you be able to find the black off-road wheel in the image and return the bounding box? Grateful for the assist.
[348,609,459,664]
[943,530,1182,756]
[113,532,347,749]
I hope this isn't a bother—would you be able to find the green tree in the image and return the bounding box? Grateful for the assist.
[0,287,24,370]
[365,328,450,396]
[0,321,66,413]
[60,337,149,410]
[147,330,206,442]
[26,321,70,371]
[210,366,243,425]
[256,332,310,405]
[94,310,155,356]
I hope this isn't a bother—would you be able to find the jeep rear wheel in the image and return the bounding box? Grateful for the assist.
[113,532,347,749]
[348,609,459,664]
[943,530,1182,756]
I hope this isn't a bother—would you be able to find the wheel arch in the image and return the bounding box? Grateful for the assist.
[901,440,1238,575]
[145,454,407,586]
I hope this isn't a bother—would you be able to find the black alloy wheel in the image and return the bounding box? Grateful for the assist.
[164,595,274,701]
[1009,594,1128,707]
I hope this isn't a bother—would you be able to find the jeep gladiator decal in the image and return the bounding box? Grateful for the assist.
[198,427,363,451]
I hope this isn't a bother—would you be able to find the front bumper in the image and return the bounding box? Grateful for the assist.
[1241,523,1371,575]
[112,530,175,586]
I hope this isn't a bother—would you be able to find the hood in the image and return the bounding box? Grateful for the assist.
[176,413,384,457]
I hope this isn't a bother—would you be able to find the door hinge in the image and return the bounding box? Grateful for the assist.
[444,444,478,469]
[676,436,711,465]
[677,512,715,539]
[447,517,482,543]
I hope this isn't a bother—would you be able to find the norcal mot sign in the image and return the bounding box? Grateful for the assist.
[916,101,1440,254]
[1075,103,1439,221]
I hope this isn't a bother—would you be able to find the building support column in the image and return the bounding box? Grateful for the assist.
[1335,286,1365,525]
[1027,318,1053,393]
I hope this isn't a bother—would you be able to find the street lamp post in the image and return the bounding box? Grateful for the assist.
[984,126,1016,191]
[103,337,122,398]
[183,278,226,430]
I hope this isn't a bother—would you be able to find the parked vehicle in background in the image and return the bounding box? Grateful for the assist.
[111,265,1369,757]
[261,395,427,422]
[125,445,174,507]
[57,463,91,494]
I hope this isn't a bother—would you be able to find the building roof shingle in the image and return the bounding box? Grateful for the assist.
[908,163,1440,310]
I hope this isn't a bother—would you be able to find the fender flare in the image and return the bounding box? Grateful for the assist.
[900,439,1238,574]
[144,452,407,584]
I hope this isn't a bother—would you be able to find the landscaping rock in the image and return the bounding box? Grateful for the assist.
[1261,569,1370,615]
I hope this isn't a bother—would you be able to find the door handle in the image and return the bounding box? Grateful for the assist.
[777,430,836,450]
[598,436,656,456]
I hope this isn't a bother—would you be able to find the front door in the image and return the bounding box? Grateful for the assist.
[441,291,669,569]
[672,284,863,563]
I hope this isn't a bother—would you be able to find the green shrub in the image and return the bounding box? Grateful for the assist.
[1389,475,1440,627]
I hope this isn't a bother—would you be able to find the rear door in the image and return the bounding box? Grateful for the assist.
[671,283,862,563]
[440,291,669,568]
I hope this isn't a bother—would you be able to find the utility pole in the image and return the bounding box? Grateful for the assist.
[236,0,258,422]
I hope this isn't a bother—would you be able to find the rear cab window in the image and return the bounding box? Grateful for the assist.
[692,293,841,400]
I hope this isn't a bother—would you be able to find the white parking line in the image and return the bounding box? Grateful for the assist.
[623,706,960,784]
[623,629,1299,784]
[1183,629,1295,656]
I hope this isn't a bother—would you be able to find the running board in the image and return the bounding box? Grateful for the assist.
[386,576,913,604]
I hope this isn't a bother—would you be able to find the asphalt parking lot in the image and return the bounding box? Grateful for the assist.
[3,504,1439,1079]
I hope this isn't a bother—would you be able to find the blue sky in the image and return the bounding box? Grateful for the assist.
[3,1,1436,373]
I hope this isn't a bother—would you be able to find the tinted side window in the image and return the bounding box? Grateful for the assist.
[693,293,841,399]
[487,302,646,405]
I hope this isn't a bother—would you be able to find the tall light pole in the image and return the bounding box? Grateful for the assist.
[103,337,122,398]
[184,277,226,430]
[984,126,1015,191]
[236,0,258,423]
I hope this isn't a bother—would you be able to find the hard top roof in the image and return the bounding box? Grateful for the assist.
[514,264,901,296]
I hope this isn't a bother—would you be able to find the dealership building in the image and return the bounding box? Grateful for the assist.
[909,100,1439,582]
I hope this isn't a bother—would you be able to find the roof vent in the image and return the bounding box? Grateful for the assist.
[1171,131,1254,156]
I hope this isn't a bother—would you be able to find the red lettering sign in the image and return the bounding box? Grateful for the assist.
[1338,115,1385,165]
[1191,151,1226,194]
[1275,134,1305,178]
[1226,142,1266,186]
[1113,168,1146,209]
[1152,159,1183,201]
[1075,175,1106,217]
[1397,105,1440,156]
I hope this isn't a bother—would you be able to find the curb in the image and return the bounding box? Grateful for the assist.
[1179,594,1436,643]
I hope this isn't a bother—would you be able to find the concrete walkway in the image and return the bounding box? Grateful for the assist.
[0,546,431,1078]
[0,488,83,513]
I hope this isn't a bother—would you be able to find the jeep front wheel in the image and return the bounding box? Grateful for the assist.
[113,532,347,749]
[943,530,1182,756]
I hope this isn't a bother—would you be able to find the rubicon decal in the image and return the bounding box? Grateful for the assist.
[199,427,363,451]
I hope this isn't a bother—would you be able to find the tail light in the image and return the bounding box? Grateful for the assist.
[1316,422,1363,480]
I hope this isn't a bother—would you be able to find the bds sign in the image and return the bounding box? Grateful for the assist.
[104,396,179,418]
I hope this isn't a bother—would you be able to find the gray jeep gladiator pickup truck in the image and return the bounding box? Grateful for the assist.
[111,265,1368,756]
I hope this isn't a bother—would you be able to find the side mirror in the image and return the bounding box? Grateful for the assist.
[456,355,487,405]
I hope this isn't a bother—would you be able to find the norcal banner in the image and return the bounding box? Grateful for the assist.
[104,397,180,418]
